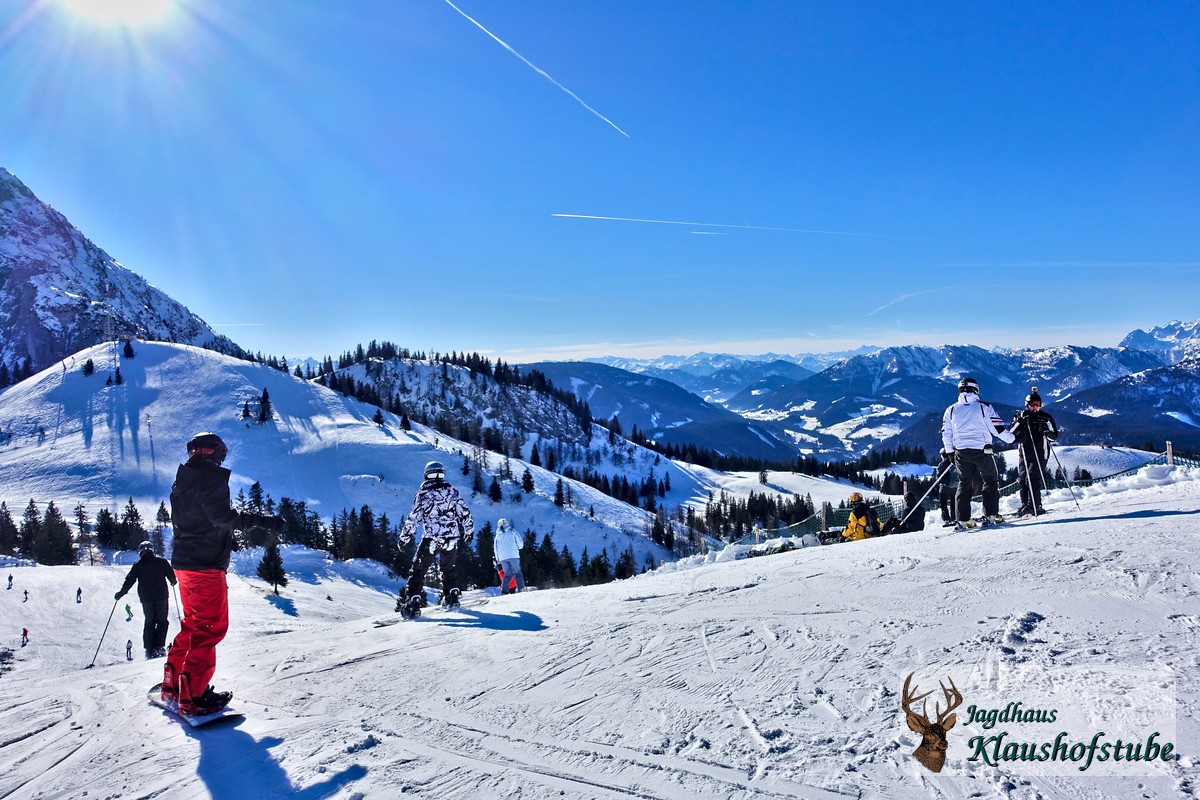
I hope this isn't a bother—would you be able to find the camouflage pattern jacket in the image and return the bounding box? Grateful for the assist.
[399,478,474,551]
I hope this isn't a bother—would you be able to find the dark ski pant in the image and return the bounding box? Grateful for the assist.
[1017,446,1047,512]
[954,448,999,520]
[938,483,957,523]
[404,539,459,601]
[141,599,170,650]
[165,569,228,700]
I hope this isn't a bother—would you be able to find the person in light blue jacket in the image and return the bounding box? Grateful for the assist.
[492,519,525,594]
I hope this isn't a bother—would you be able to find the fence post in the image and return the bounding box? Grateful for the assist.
[1166,441,1174,466]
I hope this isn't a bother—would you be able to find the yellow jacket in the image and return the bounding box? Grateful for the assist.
[843,508,879,541]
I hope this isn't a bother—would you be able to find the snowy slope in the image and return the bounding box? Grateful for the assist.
[0,341,672,566]
[1,466,1196,799]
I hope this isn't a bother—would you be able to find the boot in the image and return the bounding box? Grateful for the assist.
[161,664,178,702]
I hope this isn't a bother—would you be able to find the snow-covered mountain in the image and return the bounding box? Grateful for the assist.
[3,462,1197,798]
[1120,319,1200,365]
[0,341,682,567]
[0,167,241,382]
[728,344,1167,458]
[522,360,796,462]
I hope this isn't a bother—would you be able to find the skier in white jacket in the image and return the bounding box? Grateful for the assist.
[941,377,1015,529]
[492,519,525,593]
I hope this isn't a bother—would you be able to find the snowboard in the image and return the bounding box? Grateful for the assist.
[148,684,242,727]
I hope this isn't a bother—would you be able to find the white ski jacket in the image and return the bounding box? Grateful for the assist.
[941,392,1015,452]
[493,524,522,563]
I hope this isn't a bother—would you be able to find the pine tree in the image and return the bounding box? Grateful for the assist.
[123,339,136,359]
[115,366,123,385]
[82,358,95,376]
[35,502,77,566]
[75,502,94,564]
[521,468,534,494]
[94,507,119,549]
[256,534,288,594]
[258,387,272,423]
[488,476,502,503]
[19,500,41,558]
[119,497,146,550]
[0,502,19,555]
[553,479,565,507]
[373,408,385,425]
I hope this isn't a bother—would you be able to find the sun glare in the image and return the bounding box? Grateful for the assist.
[59,0,175,26]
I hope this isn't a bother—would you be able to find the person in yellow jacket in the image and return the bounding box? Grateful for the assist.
[843,492,881,541]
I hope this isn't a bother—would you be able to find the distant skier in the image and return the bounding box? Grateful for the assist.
[21,628,28,646]
[76,587,82,603]
[126,640,134,661]
[23,589,28,602]
[1009,389,1059,517]
[493,518,525,593]
[842,492,881,541]
[164,431,280,717]
[941,377,1015,529]
[398,461,475,617]
[115,541,178,658]
[6,574,11,590]
[125,604,133,622]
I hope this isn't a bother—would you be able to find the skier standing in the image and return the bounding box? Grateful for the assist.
[76,587,82,603]
[164,432,280,716]
[493,518,525,593]
[941,377,1015,529]
[6,574,11,590]
[398,461,474,617]
[115,541,178,658]
[1010,389,1059,517]
[21,628,28,646]
[126,640,134,661]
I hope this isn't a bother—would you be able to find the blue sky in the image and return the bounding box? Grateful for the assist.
[2,1,1198,362]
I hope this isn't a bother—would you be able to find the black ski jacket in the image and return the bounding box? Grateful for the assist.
[1010,408,1059,462]
[118,552,177,602]
[170,458,240,571]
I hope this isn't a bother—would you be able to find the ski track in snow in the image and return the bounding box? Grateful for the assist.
[2,471,1199,798]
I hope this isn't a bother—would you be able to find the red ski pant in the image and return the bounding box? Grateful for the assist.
[165,569,228,699]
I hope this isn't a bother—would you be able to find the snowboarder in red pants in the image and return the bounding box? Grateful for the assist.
[164,432,279,716]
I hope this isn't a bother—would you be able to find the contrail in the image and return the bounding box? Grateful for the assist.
[552,213,885,238]
[441,0,628,137]
[869,279,1004,315]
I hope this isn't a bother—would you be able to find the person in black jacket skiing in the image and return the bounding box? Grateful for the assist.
[116,541,178,658]
[1010,389,1059,517]
[163,432,280,716]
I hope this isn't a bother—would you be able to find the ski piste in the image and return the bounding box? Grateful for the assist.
[148,684,242,727]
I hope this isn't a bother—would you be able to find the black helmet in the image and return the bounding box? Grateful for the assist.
[423,460,446,481]
[1026,386,1042,405]
[958,377,979,394]
[138,540,154,556]
[186,432,228,465]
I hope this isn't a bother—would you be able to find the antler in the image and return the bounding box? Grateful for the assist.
[902,672,935,722]
[935,676,963,725]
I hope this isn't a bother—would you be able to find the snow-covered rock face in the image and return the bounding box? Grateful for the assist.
[0,167,241,376]
[1120,320,1200,364]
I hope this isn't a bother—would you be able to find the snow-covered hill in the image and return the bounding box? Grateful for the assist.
[2,466,1196,798]
[0,341,675,566]
[0,168,241,380]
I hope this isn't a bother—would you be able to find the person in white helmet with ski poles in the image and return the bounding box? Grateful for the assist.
[941,377,1015,530]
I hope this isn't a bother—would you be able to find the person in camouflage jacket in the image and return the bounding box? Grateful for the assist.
[399,461,474,609]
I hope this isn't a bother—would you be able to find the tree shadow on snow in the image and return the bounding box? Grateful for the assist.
[266,594,299,617]
[429,609,546,631]
[191,718,367,798]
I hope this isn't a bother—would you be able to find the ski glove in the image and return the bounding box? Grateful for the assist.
[114,591,123,600]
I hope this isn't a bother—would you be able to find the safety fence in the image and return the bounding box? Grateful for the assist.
[734,447,1198,547]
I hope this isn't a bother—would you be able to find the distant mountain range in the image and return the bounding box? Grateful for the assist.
[3,164,1198,461]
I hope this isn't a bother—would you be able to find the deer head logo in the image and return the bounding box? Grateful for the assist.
[902,672,963,773]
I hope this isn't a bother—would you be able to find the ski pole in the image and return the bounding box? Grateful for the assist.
[1047,441,1082,510]
[86,598,119,669]
[895,460,954,529]
[1019,446,1040,517]
[172,583,182,623]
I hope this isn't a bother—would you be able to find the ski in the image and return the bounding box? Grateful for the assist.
[148,684,241,727]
